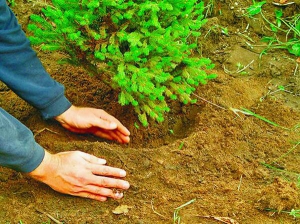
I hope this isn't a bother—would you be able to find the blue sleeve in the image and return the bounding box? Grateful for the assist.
[0,0,71,172]
[0,108,45,172]
[0,0,71,119]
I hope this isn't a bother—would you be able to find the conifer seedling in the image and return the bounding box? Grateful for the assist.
[28,0,216,126]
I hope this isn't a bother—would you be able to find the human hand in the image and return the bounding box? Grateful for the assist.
[55,106,130,143]
[28,151,130,201]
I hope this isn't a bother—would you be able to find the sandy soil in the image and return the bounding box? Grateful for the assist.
[0,0,300,223]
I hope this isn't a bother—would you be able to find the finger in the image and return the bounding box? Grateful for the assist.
[91,128,124,143]
[90,129,120,142]
[116,123,130,137]
[101,129,125,143]
[94,110,130,136]
[90,176,130,190]
[63,125,126,143]
[61,125,122,144]
[91,164,127,178]
[75,192,108,202]
[114,129,131,143]
[79,152,107,165]
[92,118,118,130]
[61,124,90,134]
[96,128,130,144]
[82,185,124,200]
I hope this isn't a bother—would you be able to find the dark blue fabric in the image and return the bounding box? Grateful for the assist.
[0,108,45,172]
[0,0,71,119]
[0,0,72,172]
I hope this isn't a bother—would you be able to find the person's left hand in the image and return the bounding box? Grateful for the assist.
[55,106,130,143]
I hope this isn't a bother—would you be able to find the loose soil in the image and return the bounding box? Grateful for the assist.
[0,0,300,223]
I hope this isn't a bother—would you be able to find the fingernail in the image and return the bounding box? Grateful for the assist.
[115,192,123,199]
[124,136,130,143]
[98,158,106,164]
[125,128,130,135]
[120,170,126,177]
[100,197,107,202]
[122,181,130,189]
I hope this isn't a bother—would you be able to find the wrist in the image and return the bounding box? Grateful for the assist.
[28,151,57,181]
[54,105,75,124]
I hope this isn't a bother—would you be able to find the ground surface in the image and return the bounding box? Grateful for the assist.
[0,0,300,223]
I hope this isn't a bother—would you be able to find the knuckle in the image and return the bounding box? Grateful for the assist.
[88,194,97,200]
[70,186,82,194]
[74,173,89,185]
[100,166,110,175]
[99,178,110,187]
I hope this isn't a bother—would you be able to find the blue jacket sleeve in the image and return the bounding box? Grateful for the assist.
[0,0,72,172]
[0,0,71,119]
[0,108,45,172]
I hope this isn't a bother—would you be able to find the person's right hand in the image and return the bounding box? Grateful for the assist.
[28,150,130,201]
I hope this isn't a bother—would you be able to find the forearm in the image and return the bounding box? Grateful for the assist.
[0,108,45,172]
[0,0,71,119]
